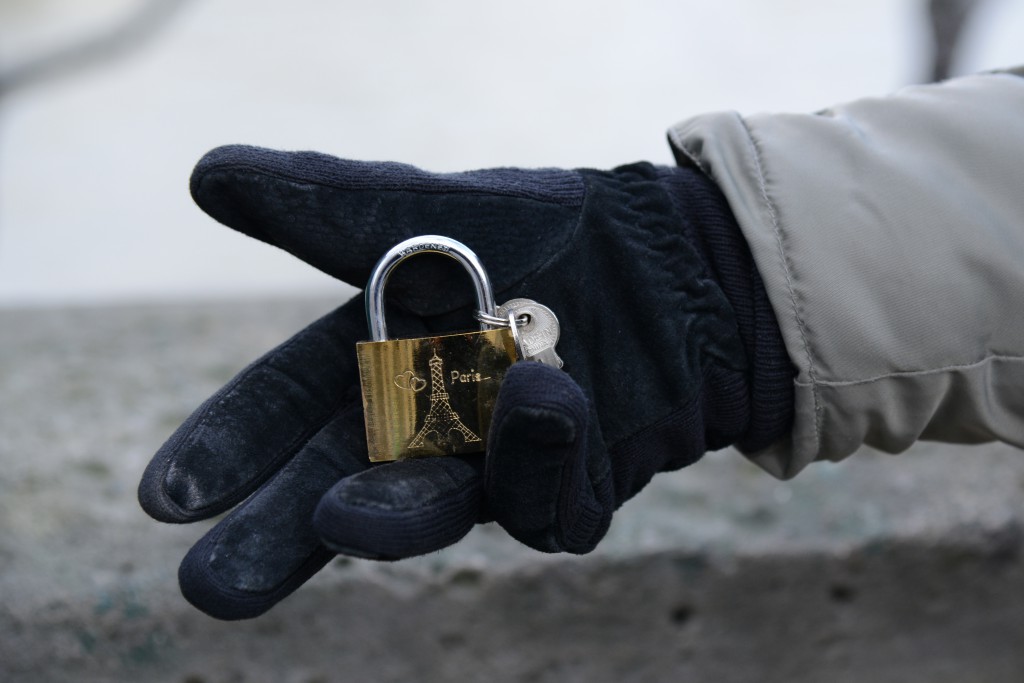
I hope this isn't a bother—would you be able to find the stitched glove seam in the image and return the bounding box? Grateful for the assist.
[194,162,586,208]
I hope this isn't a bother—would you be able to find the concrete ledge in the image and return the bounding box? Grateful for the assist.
[1,298,1022,683]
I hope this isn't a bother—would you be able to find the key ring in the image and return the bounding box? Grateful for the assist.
[475,310,529,328]
[506,311,525,360]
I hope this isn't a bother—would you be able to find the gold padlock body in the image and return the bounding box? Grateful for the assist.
[356,328,517,462]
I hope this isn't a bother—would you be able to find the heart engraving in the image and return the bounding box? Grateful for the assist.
[394,369,427,392]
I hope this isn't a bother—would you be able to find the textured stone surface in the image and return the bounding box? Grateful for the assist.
[1,298,1023,683]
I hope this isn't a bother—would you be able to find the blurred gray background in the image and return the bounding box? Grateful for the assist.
[1,0,1022,306]
[2,2,1024,682]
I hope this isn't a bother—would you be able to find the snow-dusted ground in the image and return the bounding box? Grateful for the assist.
[1,0,1022,306]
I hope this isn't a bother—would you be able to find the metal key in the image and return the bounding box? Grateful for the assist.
[496,298,564,369]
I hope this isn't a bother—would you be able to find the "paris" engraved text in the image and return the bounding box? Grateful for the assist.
[450,369,492,384]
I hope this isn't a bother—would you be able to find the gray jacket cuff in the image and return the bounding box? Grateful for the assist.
[668,71,1024,478]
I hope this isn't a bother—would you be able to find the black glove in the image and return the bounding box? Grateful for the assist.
[138,146,794,620]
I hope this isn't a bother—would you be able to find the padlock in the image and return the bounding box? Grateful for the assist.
[356,235,518,462]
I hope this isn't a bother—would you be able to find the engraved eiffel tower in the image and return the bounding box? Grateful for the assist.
[408,352,481,450]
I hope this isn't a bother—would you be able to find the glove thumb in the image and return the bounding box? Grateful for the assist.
[485,362,614,554]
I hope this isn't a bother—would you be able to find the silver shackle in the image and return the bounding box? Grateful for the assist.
[364,235,498,342]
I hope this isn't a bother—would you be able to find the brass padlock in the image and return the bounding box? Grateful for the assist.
[356,236,518,462]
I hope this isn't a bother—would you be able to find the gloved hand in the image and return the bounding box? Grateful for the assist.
[138,146,794,620]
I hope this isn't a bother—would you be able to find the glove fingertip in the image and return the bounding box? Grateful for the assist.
[138,439,205,524]
[314,459,483,561]
[177,531,333,621]
[487,363,612,554]
[190,142,265,188]
[137,464,187,524]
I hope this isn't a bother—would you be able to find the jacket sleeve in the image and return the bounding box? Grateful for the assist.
[667,70,1024,479]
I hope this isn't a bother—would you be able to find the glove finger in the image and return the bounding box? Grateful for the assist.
[313,455,484,561]
[189,145,584,315]
[138,296,377,523]
[178,400,367,620]
[485,362,613,554]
